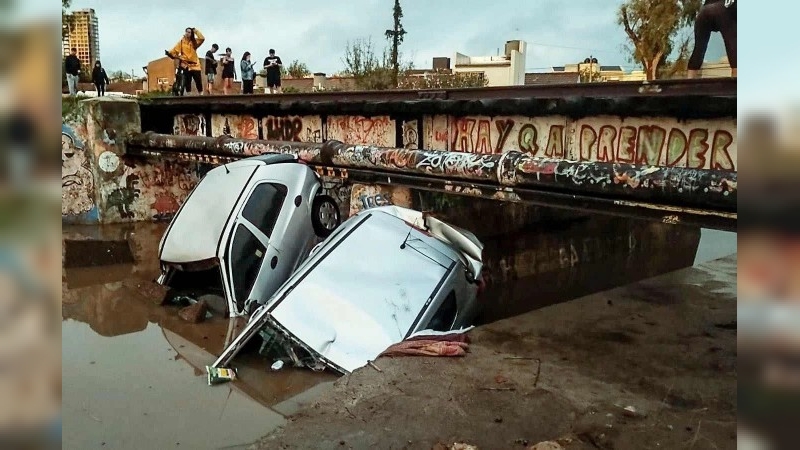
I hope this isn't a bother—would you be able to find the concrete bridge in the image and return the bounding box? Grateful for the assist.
[62,79,736,230]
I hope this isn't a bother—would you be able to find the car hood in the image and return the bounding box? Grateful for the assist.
[160,165,255,263]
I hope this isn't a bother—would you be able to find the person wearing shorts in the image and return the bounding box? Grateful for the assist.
[687,0,736,78]
[220,47,236,95]
[205,43,219,94]
[262,49,283,94]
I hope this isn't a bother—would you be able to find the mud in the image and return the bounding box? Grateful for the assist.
[256,256,737,450]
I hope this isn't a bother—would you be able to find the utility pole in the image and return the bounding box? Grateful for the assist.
[384,0,407,88]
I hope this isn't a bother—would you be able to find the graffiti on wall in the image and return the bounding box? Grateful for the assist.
[422,115,737,170]
[327,115,395,147]
[575,117,736,170]
[98,161,200,222]
[262,115,323,143]
[174,114,206,136]
[403,120,418,149]
[211,114,258,139]
[349,184,412,216]
[62,124,96,217]
[423,115,568,155]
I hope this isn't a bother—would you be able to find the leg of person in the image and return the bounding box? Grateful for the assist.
[184,70,194,95]
[192,71,202,95]
[718,7,737,77]
[687,7,713,79]
[67,74,77,96]
[101,84,105,96]
[95,83,100,96]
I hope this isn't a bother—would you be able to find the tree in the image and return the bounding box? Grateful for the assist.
[287,60,311,78]
[62,0,73,39]
[108,70,130,82]
[384,0,407,88]
[617,0,701,80]
[343,37,405,90]
[398,70,488,90]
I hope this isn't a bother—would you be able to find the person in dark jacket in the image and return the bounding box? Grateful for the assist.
[91,61,110,96]
[64,48,81,96]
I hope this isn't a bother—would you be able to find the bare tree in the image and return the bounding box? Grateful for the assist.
[342,37,410,90]
[618,0,700,80]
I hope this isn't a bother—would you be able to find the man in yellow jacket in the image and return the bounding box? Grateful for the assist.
[166,27,206,95]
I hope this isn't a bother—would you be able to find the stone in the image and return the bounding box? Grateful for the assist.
[178,300,209,323]
[527,442,564,450]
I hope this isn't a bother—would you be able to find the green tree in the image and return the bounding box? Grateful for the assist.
[342,37,411,90]
[286,60,311,78]
[618,0,701,80]
[384,0,407,88]
[398,70,488,89]
[62,0,73,39]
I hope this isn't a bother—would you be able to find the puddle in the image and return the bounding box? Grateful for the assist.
[62,211,736,448]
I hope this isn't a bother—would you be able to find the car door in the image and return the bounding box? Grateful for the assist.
[225,181,288,315]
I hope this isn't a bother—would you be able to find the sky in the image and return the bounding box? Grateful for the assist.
[61,0,727,78]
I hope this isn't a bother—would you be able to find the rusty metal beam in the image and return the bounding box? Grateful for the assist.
[125,132,737,229]
[139,79,736,123]
[142,78,736,105]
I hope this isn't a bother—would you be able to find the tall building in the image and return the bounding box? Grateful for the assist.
[62,8,100,70]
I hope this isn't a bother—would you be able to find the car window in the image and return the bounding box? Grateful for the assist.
[229,224,266,311]
[427,290,457,332]
[241,183,288,238]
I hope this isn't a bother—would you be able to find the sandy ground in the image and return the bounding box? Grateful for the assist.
[255,255,737,450]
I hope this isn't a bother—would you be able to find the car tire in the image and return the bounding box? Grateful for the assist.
[311,195,340,237]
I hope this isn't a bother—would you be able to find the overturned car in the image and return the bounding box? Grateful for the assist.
[212,205,485,374]
[157,154,341,317]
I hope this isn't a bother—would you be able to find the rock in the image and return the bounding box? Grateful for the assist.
[527,441,563,450]
[178,300,209,323]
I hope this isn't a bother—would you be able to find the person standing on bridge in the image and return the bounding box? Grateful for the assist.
[221,47,236,95]
[91,61,110,97]
[263,49,283,94]
[205,43,219,95]
[687,0,736,79]
[165,27,206,95]
[240,52,256,94]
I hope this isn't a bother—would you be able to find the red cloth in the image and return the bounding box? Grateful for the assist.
[380,338,469,357]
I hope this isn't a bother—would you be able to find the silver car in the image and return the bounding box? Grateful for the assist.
[213,205,486,374]
[157,154,341,317]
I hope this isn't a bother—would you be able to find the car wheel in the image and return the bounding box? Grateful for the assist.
[311,195,340,237]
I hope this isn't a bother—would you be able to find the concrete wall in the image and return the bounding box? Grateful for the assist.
[62,98,205,224]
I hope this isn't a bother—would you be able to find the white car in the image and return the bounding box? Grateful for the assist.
[212,205,486,374]
[157,154,341,317]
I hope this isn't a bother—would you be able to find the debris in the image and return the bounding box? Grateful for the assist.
[514,438,529,446]
[494,417,503,423]
[380,339,468,357]
[527,441,564,450]
[451,444,479,450]
[368,361,382,372]
[619,404,646,418]
[480,387,516,392]
[271,360,284,371]
[178,300,209,323]
[206,366,237,385]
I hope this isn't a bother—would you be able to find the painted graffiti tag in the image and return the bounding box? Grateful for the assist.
[416,151,497,176]
[62,124,95,216]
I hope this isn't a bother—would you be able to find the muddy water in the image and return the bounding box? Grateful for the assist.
[62,213,736,449]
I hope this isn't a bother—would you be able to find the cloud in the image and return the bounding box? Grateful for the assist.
[68,0,727,76]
